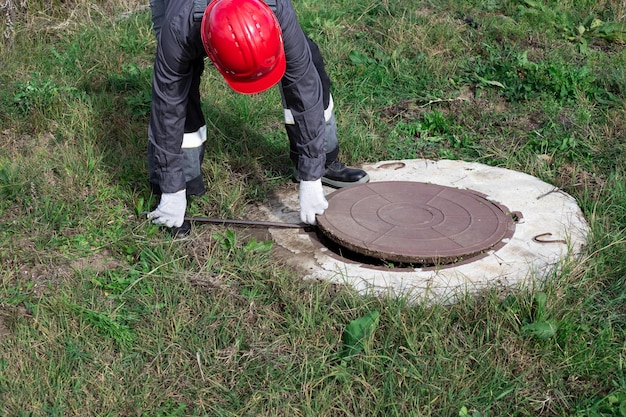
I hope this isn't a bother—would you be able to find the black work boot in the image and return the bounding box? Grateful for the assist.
[321,160,369,188]
[171,219,191,239]
[292,161,369,188]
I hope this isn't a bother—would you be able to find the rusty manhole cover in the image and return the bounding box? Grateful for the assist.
[316,181,516,264]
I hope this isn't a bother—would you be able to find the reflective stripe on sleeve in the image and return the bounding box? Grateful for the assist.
[283,94,334,125]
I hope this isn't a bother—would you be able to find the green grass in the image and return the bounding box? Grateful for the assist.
[1,0,626,415]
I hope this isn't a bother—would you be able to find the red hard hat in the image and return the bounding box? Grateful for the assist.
[201,0,286,94]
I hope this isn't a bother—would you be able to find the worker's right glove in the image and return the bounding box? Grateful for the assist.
[147,189,186,228]
[299,179,328,225]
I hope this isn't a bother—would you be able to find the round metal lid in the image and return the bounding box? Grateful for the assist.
[316,181,515,264]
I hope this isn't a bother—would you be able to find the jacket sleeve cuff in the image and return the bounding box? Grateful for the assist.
[297,154,326,181]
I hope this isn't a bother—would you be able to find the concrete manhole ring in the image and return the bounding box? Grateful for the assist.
[250,159,589,303]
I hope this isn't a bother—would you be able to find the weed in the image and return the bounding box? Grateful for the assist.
[212,229,273,265]
[520,292,558,340]
[107,63,153,117]
[385,109,475,159]
[0,162,28,202]
[64,302,135,349]
[462,45,608,105]
[339,310,380,359]
[11,77,80,116]
[517,1,626,50]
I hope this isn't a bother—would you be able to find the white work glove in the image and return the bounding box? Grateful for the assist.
[147,189,186,228]
[299,179,328,225]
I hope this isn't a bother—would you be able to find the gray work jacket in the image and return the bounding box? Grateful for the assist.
[148,0,326,194]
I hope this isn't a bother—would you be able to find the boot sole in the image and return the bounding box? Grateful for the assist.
[322,174,370,189]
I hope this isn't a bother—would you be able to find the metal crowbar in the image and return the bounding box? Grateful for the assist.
[142,211,310,229]
[183,216,312,229]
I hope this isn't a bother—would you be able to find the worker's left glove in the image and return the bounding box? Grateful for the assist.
[147,189,186,228]
[299,179,328,225]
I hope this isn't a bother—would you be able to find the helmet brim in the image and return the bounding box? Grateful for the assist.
[224,53,286,94]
